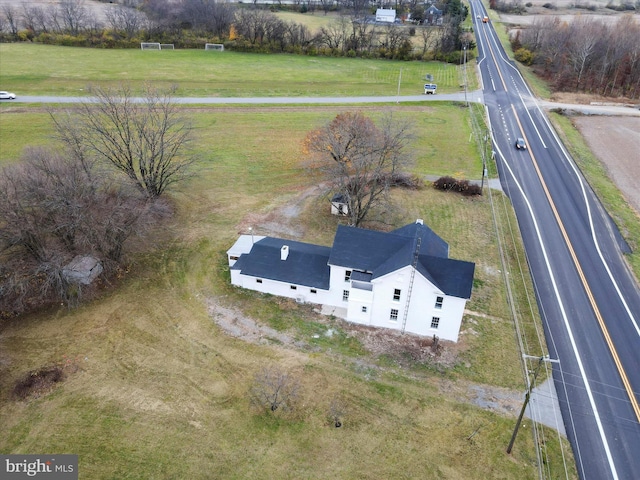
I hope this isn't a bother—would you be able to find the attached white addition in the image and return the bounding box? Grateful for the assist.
[227,220,475,342]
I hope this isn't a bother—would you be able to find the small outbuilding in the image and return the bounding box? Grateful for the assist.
[62,255,103,285]
[330,193,349,216]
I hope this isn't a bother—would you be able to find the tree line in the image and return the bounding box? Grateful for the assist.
[513,15,640,98]
[0,0,470,62]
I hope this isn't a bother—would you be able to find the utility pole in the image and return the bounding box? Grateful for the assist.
[507,355,559,454]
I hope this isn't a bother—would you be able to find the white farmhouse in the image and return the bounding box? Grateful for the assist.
[375,8,396,23]
[227,220,475,342]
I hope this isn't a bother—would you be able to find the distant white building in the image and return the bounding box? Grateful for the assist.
[376,8,396,23]
[227,220,475,342]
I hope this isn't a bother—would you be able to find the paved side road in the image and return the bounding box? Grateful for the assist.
[5,92,480,104]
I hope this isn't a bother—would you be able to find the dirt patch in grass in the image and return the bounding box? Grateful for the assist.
[12,358,80,400]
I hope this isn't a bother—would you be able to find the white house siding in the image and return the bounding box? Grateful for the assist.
[346,285,373,324]
[364,266,464,342]
[230,271,331,305]
[327,264,353,308]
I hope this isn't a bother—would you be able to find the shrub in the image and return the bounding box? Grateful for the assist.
[249,366,300,413]
[433,176,482,196]
[542,2,557,8]
[388,172,424,189]
[514,47,535,66]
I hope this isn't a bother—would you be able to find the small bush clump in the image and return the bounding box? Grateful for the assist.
[388,172,425,189]
[433,176,482,196]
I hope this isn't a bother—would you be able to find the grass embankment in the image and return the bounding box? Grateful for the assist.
[0,43,476,98]
[0,48,573,479]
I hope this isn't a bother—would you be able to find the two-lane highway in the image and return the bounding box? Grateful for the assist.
[470,3,640,478]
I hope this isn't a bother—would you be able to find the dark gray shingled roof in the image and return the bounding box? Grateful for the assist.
[231,237,331,290]
[232,222,474,300]
[328,222,474,299]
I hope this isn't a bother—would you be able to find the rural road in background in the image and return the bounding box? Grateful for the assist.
[10,92,478,104]
[11,94,639,116]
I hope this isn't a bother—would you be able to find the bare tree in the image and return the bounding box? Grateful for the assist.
[567,17,599,90]
[419,24,438,57]
[178,0,235,37]
[1,4,20,36]
[58,0,88,35]
[250,366,300,413]
[105,4,146,39]
[304,112,413,227]
[328,396,346,427]
[316,16,351,51]
[52,84,195,198]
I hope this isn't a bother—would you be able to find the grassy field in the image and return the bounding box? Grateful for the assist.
[0,47,574,479]
[274,11,341,32]
[0,43,477,98]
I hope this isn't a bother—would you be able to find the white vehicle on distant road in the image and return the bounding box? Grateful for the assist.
[424,83,437,94]
[0,91,16,100]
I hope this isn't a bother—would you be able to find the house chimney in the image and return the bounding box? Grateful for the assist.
[416,219,424,225]
[281,245,289,261]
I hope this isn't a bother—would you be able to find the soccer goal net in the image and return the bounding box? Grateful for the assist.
[205,43,224,51]
[160,44,174,50]
[141,42,161,50]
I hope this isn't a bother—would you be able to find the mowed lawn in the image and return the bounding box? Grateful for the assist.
[0,43,476,97]
[0,49,574,479]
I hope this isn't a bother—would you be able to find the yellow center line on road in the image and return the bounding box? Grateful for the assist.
[482,25,508,92]
[512,108,640,422]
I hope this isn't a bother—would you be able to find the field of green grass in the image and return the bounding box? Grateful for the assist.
[0,43,476,97]
[0,46,574,479]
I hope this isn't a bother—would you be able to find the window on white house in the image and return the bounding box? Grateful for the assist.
[362,306,367,313]
[310,289,317,294]
[290,285,297,290]
[345,270,352,282]
[390,309,398,321]
[435,296,444,309]
[393,288,401,301]
[343,290,349,302]
[431,317,440,329]
[230,255,239,261]
[256,279,263,283]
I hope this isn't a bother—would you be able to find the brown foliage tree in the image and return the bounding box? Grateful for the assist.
[304,111,413,227]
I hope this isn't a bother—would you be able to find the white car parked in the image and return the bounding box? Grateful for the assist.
[0,91,16,100]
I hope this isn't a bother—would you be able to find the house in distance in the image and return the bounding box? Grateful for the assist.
[227,220,475,342]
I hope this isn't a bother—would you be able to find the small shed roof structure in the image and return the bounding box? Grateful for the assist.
[62,255,103,285]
